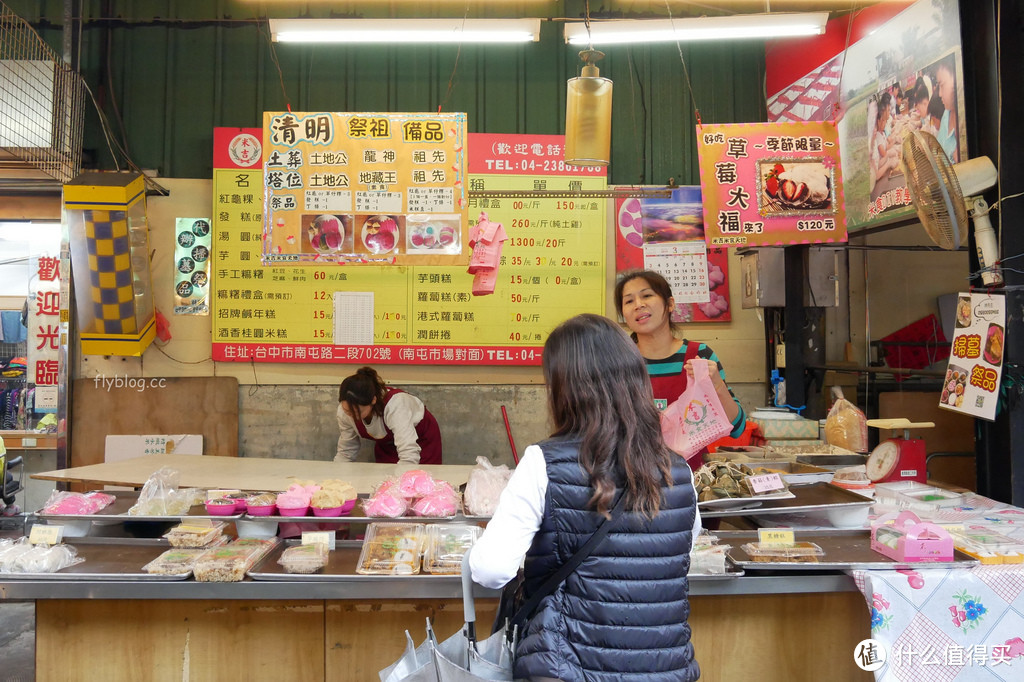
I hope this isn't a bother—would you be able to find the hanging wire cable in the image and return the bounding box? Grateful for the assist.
[258,17,292,111]
[663,0,701,125]
[583,0,594,51]
[439,0,471,112]
[626,46,648,185]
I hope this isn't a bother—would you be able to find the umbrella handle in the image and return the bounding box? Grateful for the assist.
[462,546,477,643]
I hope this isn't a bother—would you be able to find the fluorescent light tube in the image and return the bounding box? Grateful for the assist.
[564,13,828,45]
[271,18,542,44]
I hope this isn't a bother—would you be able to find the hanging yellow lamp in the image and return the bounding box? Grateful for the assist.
[564,49,612,167]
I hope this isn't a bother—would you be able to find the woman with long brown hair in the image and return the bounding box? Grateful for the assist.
[470,314,701,682]
[335,366,442,465]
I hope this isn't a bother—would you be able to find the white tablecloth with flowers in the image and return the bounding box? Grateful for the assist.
[849,498,1024,681]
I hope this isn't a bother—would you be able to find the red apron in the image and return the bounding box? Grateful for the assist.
[353,388,443,465]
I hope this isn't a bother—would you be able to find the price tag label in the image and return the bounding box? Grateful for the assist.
[758,528,795,546]
[29,524,64,546]
[302,531,336,551]
[747,473,785,494]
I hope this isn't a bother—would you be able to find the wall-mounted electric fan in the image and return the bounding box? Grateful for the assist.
[901,130,1001,285]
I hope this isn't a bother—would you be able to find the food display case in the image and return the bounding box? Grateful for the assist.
[10,458,893,682]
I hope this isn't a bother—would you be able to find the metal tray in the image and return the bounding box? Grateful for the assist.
[687,560,745,580]
[35,489,241,522]
[724,531,979,571]
[0,537,190,580]
[701,482,873,518]
[247,539,465,582]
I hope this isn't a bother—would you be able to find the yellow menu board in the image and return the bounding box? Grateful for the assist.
[262,111,468,267]
[212,128,605,366]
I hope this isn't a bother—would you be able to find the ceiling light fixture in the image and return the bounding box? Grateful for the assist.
[563,12,829,45]
[270,18,542,44]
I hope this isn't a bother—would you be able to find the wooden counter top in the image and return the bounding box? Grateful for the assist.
[31,453,476,494]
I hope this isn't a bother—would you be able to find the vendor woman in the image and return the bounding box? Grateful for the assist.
[335,366,443,465]
[615,269,746,469]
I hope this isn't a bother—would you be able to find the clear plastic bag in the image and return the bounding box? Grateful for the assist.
[464,456,512,516]
[127,467,200,516]
[824,387,868,453]
[40,490,116,515]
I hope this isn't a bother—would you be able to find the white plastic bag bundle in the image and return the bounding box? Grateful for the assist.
[464,456,512,516]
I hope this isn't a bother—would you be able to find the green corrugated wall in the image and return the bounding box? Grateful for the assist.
[11,1,767,183]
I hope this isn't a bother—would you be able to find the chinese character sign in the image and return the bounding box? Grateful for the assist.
[173,218,211,315]
[28,255,61,394]
[696,121,847,247]
[941,292,1004,421]
[261,111,468,267]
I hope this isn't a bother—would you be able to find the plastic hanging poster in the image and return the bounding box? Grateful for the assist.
[260,111,468,267]
[940,292,1005,421]
[696,120,847,248]
[173,218,211,315]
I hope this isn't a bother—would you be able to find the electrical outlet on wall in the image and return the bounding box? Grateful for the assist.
[775,343,786,368]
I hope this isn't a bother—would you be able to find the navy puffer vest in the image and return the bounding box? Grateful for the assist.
[514,437,700,682]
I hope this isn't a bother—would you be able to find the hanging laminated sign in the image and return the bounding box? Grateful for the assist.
[261,111,468,266]
[941,292,1005,421]
[696,120,847,247]
[173,218,211,315]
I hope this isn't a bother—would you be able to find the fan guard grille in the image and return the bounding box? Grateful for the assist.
[902,130,968,250]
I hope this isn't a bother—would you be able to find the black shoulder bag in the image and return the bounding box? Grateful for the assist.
[494,492,628,637]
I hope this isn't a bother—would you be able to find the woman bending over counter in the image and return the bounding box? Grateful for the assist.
[335,366,442,465]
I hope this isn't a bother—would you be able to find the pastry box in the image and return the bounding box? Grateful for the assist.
[870,511,954,562]
[739,542,824,563]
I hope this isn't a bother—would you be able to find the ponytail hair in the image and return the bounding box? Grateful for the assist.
[339,366,387,419]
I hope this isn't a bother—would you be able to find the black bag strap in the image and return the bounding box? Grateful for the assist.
[509,491,628,629]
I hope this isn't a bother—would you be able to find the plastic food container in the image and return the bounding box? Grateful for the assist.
[142,548,207,575]
[741,542,825,563]
[688,542,731,574]
[193,538,279,582]
[874,481,964,511]
[279,543,329,574]
[356,523,425,575]
[277,505,310,517]
[422,524,481,575]
[205,498,238,516]
[164,521,228,548]
[949,528,1024,565]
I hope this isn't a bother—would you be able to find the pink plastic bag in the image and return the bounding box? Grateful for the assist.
[660,360,733,463]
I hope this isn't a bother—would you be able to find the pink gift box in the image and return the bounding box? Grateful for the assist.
[871,510,954,562]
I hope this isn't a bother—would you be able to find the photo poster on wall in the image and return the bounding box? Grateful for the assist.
[211,128,606,365]
[941,292,1004,422]
[614,186,730,322]
[696,120,847,248]
[764,0,965,231]
[260,111,468,267]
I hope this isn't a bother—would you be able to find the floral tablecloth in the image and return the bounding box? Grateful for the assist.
[849,498,1024,681]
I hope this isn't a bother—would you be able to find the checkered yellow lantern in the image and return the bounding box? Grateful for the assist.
[64,172,156,356]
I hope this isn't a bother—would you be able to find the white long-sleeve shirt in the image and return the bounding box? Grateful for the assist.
[469,444,703,590]
[335,391,426,465]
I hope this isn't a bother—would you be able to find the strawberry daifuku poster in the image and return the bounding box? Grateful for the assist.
[696,120,847,248]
